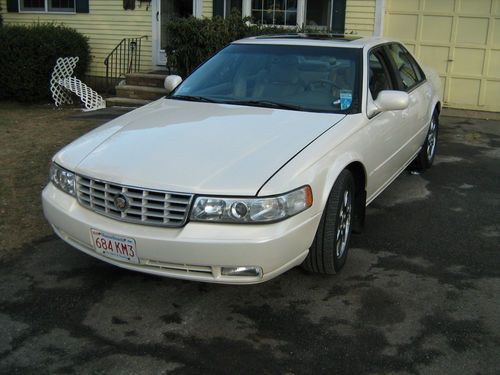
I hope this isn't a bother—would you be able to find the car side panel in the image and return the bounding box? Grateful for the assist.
[366,101,415,196]
[382,42,437,158]
[258,114,382,217]
[362,44,416,199]
[261,42,441,224]
[403,83,430,157]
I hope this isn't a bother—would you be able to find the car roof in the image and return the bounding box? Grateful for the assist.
[233,33,398,49]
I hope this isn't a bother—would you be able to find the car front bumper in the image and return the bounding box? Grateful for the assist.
[42,183,321,284]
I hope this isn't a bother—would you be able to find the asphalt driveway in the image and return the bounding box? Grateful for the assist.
[0,115,499,375]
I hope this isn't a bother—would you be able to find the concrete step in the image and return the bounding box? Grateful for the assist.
[115,85,168,101]
[106,97,151,108]
[126,73,167,88]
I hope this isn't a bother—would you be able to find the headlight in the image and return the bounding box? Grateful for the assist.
[190,186,313,223]
[50,162,76,196]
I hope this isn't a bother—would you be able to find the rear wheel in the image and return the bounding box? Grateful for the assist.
[302,170,355,274]
[414,111,439,170]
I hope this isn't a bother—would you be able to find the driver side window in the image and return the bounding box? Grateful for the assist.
[368,50,392,100]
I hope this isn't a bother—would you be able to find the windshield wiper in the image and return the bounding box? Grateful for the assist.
[225,100,303,111]
[170,95,218,103]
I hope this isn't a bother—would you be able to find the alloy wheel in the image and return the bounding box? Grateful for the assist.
[426,117,437,161]
[336,190,352,258]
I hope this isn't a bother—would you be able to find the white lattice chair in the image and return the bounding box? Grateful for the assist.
[50,57,106,111]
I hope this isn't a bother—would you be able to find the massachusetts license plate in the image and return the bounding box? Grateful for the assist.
[90,229,139,264]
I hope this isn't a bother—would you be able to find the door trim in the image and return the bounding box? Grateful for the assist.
[152,0,163,67]
[152,0,203,67]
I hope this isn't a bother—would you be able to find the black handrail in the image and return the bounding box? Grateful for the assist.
[104,36,148,91]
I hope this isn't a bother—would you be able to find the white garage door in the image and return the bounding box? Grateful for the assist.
[384,0,500,112]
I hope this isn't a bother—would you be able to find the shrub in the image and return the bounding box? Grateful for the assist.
[0,24,90,102]
[164,12,296,78]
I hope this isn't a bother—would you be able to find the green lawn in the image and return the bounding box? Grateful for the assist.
[0,102,101,256]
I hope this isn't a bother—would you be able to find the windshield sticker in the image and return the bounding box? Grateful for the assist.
[340,90,352,110]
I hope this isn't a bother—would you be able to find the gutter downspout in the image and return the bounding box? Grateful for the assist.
[374,0,385,37]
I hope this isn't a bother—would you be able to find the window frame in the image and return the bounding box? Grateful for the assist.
[304,0,332,29]
[367,46,396,100]
[224,0,243,18]
[250,0,299,27]
[216,0,345,31]
[18,0,76,13]
[170,43,364,114]
[383,43,426,93]
[401,45,426,83]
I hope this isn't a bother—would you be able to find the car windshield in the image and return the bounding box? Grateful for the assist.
[170,43,362,113]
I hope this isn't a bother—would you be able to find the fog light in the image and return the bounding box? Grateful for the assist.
[221,266,263,278]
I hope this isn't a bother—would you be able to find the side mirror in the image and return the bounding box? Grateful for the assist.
[164,75,183,94]
[367,90,409,118]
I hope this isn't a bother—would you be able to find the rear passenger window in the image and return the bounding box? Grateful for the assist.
[386,43,423,90]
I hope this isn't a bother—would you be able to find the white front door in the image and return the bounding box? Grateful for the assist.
[153,0,201,67]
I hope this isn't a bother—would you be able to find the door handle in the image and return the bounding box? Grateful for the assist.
[156,11,159,22]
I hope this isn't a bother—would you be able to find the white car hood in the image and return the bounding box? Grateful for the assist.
[56,99,344,195]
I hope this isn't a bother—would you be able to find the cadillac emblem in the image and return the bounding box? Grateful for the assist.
[113,194,129,211]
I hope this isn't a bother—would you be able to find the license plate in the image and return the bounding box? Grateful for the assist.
[90,229,139,264]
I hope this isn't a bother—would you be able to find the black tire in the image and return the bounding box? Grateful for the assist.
[302,170,355,274]
[414,111,439,171]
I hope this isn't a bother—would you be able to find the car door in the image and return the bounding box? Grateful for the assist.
[384,43,431,157]
[365,46,409,197]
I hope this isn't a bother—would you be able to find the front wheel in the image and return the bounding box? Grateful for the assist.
[414,111,439,170]
[302,170,355,274]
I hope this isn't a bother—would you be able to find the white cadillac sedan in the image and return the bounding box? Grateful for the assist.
[42,34,441,284]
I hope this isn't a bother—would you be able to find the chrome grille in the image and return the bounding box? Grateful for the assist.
[76,175,193,227]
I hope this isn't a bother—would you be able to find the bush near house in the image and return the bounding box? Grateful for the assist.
[0,24,90,102]
[165,12,303,78]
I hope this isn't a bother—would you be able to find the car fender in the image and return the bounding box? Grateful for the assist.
[423,66,442,103]
[258,115,368,217]
[422,67,443,119]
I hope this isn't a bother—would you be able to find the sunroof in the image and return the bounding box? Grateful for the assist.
[253,33,362,42]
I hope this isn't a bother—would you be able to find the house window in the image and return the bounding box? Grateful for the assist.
[305,0,331,27]
[214,0,345,31]
[226,0,242,16]
[19,0,75,12]
[49,0,75,12]
[20,0,44,11]
[251,0,297,26]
